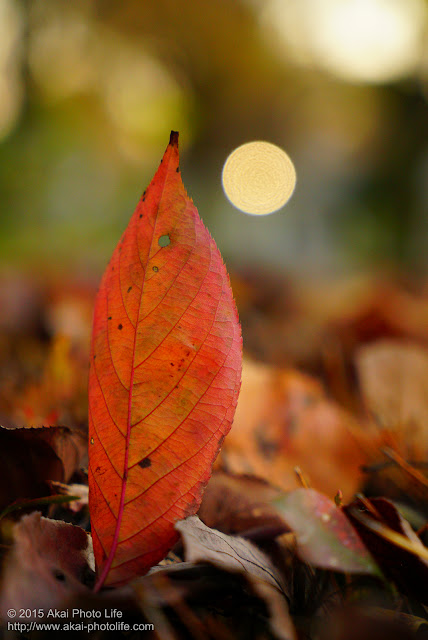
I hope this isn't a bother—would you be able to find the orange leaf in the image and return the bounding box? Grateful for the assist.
[88,132,242,588]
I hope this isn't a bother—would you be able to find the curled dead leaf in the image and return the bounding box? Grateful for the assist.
[0,423,87,512]
[345,497,428,602]
[0,426,64,511]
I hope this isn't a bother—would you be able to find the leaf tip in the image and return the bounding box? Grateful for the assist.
[169,130,179,147]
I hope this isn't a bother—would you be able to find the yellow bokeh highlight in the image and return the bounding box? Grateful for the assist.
[222,141,296,215]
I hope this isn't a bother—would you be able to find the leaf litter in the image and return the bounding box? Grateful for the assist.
[0,135,428,638]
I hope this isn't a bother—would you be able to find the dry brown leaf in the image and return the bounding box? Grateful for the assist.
[39,426,87,482]
[0,512,93,616]
[136,561,294,640]
[176,515,286,593]
[198,471,286,536]
[219,358,369,500]
[175,515,296,640]
[0,427,64,510]
[0,423,87,511]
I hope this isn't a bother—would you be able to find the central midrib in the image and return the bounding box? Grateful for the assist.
[94,159,171,592]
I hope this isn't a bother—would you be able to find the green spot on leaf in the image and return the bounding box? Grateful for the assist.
[158,235,170,247]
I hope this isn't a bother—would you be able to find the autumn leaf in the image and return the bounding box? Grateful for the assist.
[0,423,86,510]
[345,496,428,602]
[219,359,368,500]
[88,132,242,588]
[176,515,286,594]
[273,488,380,575]
[0,512,93,617]
[175,515,295,640]
[198,471,287,537]
[134,561,294,640]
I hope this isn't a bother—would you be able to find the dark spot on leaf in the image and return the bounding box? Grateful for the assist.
[142,197,145,202]
[118,324,123,330]
[158,235,170,247]
[53,570,66,583]
[176,166,180,173]
[143,190,146,195]
[139,458,152,469]
[139,214,142,218]
[127,286,132,293]
[108,316,112,320]
[96,466,100,473]
[170,362,175,366]
[152,266,159,272]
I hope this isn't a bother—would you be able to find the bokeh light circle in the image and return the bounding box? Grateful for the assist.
[222,141,296,215]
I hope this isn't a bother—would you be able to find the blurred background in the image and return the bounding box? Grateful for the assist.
[1,0,428,514]
[2,0,428,414]
[1,0,428,278]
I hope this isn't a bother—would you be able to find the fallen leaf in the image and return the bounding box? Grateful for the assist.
[89,132,242,587]
[175,515,295,640]
[0,426,64,510]
[0,512,93,617]
[136,562,294,640]
[40,425,87,482]
[273,488,380,575]
[176,515,286,593]
[0,422,87,510]
[219,359,368,500]
[198,471,287,537]
[345,497,428,602]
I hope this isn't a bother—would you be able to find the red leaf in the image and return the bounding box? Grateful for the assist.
[88,132,242,588]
